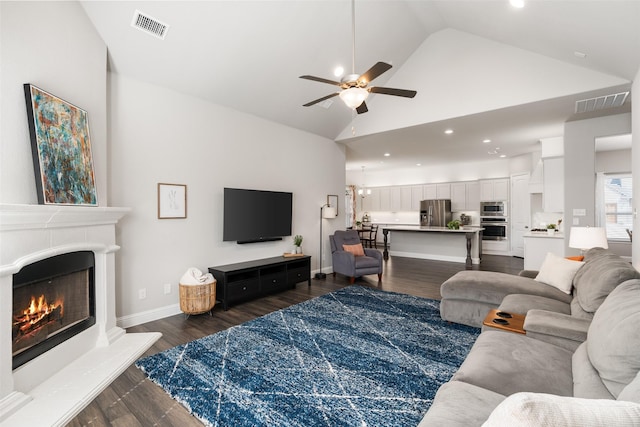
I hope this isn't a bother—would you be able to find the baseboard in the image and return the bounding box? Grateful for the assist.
[117,303,182,329]
[390,251,477,264]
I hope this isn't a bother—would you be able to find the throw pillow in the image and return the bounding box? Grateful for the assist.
[535,252,584,294]
[482,392,640,427]
[342,243,365,256]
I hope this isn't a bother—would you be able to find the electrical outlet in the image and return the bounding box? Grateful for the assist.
[164,283,171,295]
[138,288,146,299]
[573,217,580,225]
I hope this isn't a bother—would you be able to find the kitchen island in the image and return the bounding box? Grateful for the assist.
[382,225,483,267]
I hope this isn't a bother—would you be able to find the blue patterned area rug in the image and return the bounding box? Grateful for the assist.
[136,286,479,426]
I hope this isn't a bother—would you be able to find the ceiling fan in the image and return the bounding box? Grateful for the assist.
[299,0,417,114]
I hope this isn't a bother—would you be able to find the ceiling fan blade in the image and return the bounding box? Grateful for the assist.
[303,92,339,107]
[369,86,417,98]
[356,101,368,114]
[358,62,392,85]
[299,75,342,86]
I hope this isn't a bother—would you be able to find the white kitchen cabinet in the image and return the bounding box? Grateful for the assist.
[410,185,423,210]
[543,157,564,213]
[437,183,451,199]
[362,188,380,212]
[423,184,437,200]
[379,187,391,211]
[451,183,466,211]
[400,186,412,211]
[423,183,451,200]
[389,187,402,211]
[480,178,509,201]
[466,181,480,211]
[523,234,565,270]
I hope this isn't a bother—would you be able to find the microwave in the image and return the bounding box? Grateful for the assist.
[480,201,506,217]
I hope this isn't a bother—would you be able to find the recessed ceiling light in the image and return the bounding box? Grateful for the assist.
[384,153,390,157]
[499,154,507,158]
[334,66,344,77]
[416,163,422,167]
[444,129,454,135]
[574,51,587,59]
[483,139,491,144]
[510,0,525,8]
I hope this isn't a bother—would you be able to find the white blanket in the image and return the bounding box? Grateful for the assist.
[180,267,215,285]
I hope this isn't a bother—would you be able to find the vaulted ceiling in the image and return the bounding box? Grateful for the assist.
[80,1,640,172]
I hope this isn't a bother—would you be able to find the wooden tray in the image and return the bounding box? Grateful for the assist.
[283,253,305,257]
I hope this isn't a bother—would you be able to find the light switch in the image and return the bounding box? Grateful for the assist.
[573,217,580,225]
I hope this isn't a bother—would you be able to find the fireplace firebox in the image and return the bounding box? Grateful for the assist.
[12,251,96,369]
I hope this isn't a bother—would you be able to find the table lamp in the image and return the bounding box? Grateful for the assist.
[569,226,608,254]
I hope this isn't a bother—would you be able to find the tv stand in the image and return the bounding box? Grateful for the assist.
[208,255,311,310]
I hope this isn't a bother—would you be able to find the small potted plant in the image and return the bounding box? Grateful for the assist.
[293,235,303,253]
[546,224,556,236]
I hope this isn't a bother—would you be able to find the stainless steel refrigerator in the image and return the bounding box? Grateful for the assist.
[420,199,452,227]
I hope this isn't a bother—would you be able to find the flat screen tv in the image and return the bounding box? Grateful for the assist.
[223,188,293,244]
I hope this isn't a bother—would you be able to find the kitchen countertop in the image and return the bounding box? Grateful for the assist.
[382,225,484,233]
[524,231,564,239]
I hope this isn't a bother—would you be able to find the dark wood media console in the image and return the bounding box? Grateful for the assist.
[208,255,311,310]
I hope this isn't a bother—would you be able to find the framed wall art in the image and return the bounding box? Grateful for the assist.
[158,183,187,219]
[23,84,98,205]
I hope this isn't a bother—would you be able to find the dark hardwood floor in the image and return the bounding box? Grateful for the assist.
[68,254,523,427]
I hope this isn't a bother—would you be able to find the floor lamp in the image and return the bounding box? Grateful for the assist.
[315,202,336,279]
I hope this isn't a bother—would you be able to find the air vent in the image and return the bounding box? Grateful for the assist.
[575,91,629,114]
[131,10,169,40]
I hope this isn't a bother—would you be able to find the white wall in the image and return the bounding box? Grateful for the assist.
[346,153,534,188]
[109,74,345,322]
[1,1,345,325]
[337,28,629,140]
[564,111,632,255]
[0,1,108,204]
[595,149,632,173]
[633,70,640,270]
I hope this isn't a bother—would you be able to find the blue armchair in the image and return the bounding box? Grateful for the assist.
[329,230,383,284]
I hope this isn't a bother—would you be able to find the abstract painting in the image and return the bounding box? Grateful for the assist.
[24,84,98,205]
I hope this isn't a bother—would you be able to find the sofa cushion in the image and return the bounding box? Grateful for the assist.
[342,243,364,256]
[619,371,640,404]
[573,248,640,313]
[534,252,584,294]
[418,381,505,427]
[481,392,640,427]
[353,255,380,269]
[587,279,640,398]
[452,331,574,396]
[441,271,573,306]
[573,342,615,399]
[499,294,571,316]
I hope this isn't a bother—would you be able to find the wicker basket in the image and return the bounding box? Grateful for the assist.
[179,280,216,315]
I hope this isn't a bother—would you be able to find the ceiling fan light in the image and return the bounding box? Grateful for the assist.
[339,87,369,109]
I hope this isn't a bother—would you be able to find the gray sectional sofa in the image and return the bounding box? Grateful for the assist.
[420,248,640,426]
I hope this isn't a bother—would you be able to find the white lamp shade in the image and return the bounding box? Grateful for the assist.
[339,87,369,109]
[569,227,608,250]
[323,206,337,219]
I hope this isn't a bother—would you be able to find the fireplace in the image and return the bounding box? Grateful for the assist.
[0,204,160,425]
[12,251,96,370]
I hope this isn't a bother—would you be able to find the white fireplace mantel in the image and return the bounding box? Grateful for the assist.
[0,204,161,426]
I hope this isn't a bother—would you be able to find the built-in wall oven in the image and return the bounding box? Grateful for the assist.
[481,217,508,241]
